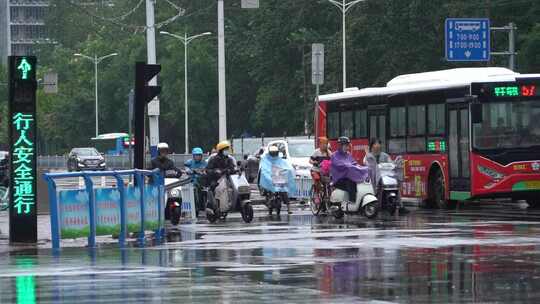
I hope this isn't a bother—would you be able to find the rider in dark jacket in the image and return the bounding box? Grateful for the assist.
[150,143,181,177]
[206,141,236,182]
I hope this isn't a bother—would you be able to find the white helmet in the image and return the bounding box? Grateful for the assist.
[157,142,169,150]
[268,145,279,157]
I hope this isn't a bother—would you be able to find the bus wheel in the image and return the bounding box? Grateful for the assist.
[429,169,455,209]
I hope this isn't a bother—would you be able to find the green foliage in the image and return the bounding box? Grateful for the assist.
[5,0,540,154]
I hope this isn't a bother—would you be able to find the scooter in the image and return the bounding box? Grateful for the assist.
[164,170,186,226]
[366,155,404,216]
[328,180,379,219]
[205,166,254,224]
[261,167,291,215]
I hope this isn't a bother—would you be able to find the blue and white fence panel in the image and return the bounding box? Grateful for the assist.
[180,183,197,220]
[293,176,313,200]
[43,169,165,249]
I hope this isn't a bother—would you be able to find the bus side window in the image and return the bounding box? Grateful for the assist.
[428,104,446,135]
[341,111,354,138]
[355,110,367,138]
[407,105,426,152]
[327,111,340,139]
[389,107,406,154]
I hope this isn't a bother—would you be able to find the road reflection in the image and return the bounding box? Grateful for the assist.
[1,208,540,302]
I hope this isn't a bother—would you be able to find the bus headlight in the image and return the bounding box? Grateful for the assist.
[478,165,504,180]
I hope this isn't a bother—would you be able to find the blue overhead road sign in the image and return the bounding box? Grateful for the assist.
[446,18,490,61]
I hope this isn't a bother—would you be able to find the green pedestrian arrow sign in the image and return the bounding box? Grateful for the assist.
[17,58,32,80]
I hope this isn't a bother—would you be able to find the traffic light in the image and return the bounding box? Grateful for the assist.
[8,56,38,243]
[134,62,161,169]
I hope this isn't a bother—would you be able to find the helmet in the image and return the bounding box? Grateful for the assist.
[216,140,231,151]
[268,145,279,157]
[192,147,203,155]
[157,142,169,150]
[337,137,350,145]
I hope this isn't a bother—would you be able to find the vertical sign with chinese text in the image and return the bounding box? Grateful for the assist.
[8,56,37,243]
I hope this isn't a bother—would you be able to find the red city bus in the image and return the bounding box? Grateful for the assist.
[316,68,540,208]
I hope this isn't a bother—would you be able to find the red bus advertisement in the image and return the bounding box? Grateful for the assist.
[316,68,540,208]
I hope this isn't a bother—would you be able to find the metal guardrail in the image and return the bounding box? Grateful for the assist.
[38,154,244,170]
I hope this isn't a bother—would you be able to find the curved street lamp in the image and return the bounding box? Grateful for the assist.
[160,31,211,154]
[74,52,118,137]
[326,0,367,91]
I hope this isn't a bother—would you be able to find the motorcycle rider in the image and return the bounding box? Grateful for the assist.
[364,138,409,215]
[310,137,332,168]
[363,138,391,165]
[330,137,369,204]
[0,153,9,188]
[184,147,208,215]
[151,143,181,177]
[260,145,296,214]
[184,147,207,178]
[206,141,236,187]
[310,137,332,205]
[206,141,237,214]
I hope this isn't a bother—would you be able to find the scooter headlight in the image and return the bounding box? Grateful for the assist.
[169,189,181,198]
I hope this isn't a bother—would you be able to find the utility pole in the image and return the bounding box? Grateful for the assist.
[146,0,159,157]
[218,0,227,141]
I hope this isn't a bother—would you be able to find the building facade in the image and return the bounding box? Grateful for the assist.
[0,0,49,64]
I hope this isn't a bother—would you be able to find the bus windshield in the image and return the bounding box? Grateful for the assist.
[473,99,540,150]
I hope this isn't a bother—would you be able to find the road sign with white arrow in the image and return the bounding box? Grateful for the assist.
[445,18,490,62]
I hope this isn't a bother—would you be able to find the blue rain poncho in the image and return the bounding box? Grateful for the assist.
[259,153,297,196]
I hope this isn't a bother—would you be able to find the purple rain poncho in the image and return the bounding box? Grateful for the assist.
[330,150,369,184]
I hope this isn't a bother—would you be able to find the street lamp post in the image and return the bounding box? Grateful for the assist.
[327,0,366,91]
[160,31,211,154]
[74,52,118,137]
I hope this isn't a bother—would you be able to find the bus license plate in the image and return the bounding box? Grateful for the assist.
[525,181,540,190]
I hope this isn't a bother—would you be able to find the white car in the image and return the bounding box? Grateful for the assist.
[266,139,314,177]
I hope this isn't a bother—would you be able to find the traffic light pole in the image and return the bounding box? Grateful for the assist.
[134,62,161,170]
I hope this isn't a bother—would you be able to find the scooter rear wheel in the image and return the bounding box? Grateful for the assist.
[309,185,324,216]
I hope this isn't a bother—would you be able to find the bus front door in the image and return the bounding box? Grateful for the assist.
[448,103,471,199]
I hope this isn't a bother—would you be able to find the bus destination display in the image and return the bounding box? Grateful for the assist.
[493,85,537,97]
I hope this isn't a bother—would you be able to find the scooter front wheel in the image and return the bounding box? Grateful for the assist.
[275,201,281,215]
[363,202,378,219]
[333,207,344,219]
[171,207,181,225]
[206,210,218,223]
[242,203,254,223]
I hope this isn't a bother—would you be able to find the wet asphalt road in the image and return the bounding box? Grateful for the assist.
[2,203,540,303]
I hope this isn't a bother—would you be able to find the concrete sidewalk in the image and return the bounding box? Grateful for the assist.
[0,212,52,252]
